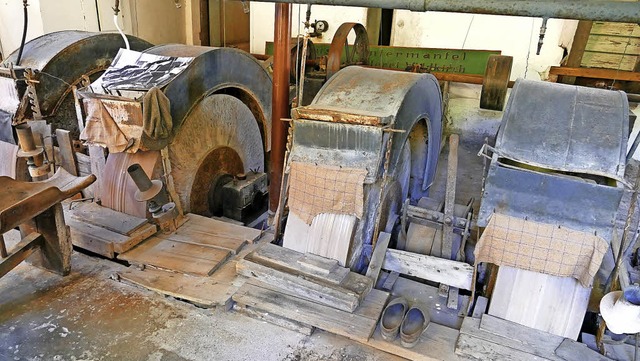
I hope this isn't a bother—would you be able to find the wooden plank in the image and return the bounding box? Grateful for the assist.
[88,146,106,202]
[554,338,613,361]
[447,287,459,310]
[292,105,390,126]
[586,35,640,55]
[232,280,389,343]
[68,201,148,236]
[382,249,474,290]
[455,333,547,361]
[549,66,640,81]
[233,303,315,336]
[306,213,357,267]
[117,262,240,309]
[365,231,391,283]
[367,323,460,361]
[157,226,246,254]
[75,152,92,176]
[118,236,231,276]
[236,258,363,312]
[591,22,640,37]
[0,232,42,278]
[488,266,591,340]
[113,223,157,254]
[66,218,117,258]
[247,243,351,286]
[55,129,78,176]
[479,315,565,357]
[457,317,562,361]
[185,213,261,243]
[581,52,638,71]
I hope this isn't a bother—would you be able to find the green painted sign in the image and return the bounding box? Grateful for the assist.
[266,42,500,75]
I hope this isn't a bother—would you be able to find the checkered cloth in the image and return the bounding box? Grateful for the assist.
[476,213,608,287]
[288,161,367,224]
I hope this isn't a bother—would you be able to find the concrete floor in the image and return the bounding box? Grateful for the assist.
[0,242,402,361]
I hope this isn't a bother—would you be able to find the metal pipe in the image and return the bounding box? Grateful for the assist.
[269,3,292,213]
[248,0,640,23]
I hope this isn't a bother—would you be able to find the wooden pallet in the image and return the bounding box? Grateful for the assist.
[65,202,157,258]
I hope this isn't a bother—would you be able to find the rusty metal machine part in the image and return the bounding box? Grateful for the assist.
[0,31,152,140]
[289,66,443,270]
[326,23,369,80]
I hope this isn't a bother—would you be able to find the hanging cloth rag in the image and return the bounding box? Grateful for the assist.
[142,86,172,140]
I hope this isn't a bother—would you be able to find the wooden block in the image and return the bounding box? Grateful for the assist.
[471,296,488,319]
[236,259,362,312]
[66,218,120,258]
[366,231,391,284]
[479,315,564,357]
[118,237,231,276]
[247,243,350,285]
[232,280,389,343]
[381,271,400,292]
[233,303,315,336]
[480,55,513,111]
[297,253,338,275]
[382,249,474,290]
[306,213,357,267]
[68,201,148,236]
[113,223,157,254]
[447,287,459,310]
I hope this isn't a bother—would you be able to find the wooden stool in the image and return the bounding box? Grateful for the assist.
[0,168,95,278]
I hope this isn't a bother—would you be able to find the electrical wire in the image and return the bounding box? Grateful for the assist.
[114,14,130,50]
[16,0,29,66]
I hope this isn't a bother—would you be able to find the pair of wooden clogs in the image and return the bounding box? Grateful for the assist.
[379,297,430,348]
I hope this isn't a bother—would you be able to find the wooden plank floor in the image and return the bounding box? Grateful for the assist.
[118,237,232,276]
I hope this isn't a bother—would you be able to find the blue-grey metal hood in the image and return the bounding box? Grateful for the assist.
[496,79,629,183]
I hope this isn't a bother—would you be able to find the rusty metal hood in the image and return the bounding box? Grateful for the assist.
[496,79,629,182]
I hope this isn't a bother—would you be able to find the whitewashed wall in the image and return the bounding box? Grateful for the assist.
[0,0,45,57]
[249,2,368,54]
[390,11,576,81]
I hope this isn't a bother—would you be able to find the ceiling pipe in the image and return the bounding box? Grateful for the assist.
[248,0,640,23]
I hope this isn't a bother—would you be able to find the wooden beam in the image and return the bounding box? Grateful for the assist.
[549,66,640,82]
[236,258,363,312]
[442,134,459,259]
[382,249,474,290]
[561,20,593,84]
[0,232,42,278]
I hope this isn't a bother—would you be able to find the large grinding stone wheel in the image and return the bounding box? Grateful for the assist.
[169,94,264,215]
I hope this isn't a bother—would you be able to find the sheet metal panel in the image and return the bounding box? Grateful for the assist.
[496,79,628,182]
[478,161,623,242]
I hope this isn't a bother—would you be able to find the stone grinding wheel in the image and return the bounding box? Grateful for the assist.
[169,94,264,215]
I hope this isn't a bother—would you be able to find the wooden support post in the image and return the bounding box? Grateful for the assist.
[0,232,43,279]
[560,20,593,85]
[21,203,72,276]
